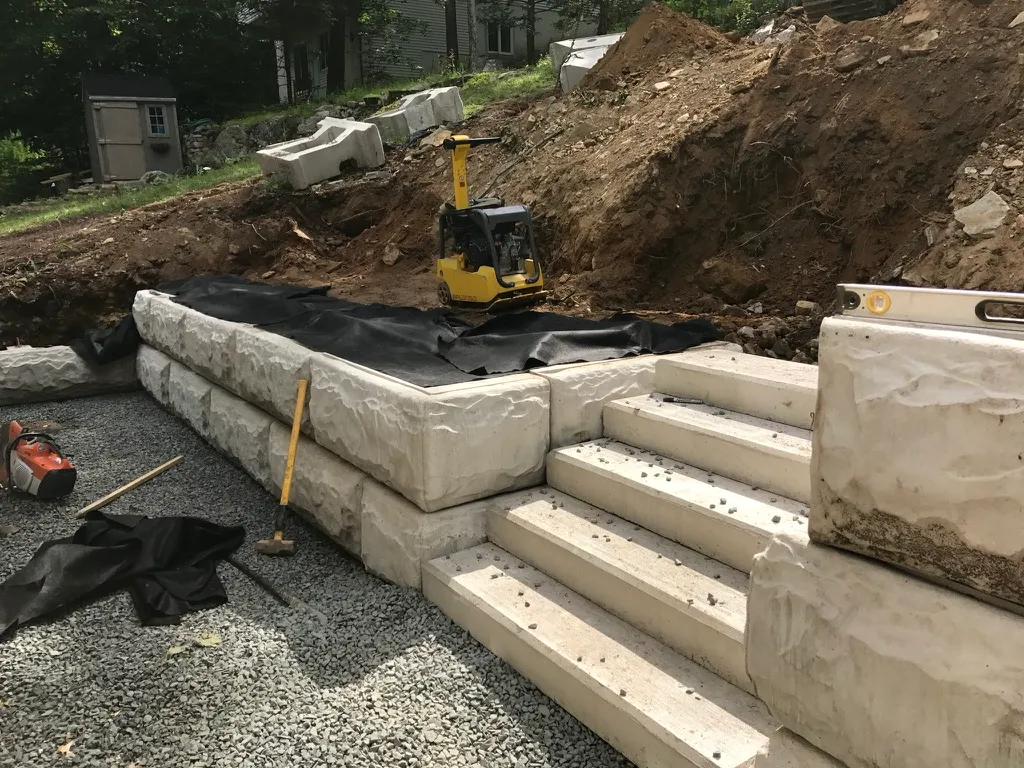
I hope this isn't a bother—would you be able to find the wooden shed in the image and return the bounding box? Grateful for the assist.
[82,73,184,182]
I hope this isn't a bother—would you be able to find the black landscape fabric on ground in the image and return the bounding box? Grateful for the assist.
[0,511,244,637]
[157,276,721,387]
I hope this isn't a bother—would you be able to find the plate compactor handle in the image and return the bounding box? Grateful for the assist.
[442,136,502,151]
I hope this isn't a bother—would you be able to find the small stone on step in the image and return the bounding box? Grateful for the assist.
[675,559,682,566]
[524,602,530,607]
[772,515,782,523]
[528,623,538,630]
[619,689,627,697]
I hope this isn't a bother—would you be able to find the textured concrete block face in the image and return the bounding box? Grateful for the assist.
[753,729,845,768]
[368,88,464,144]
[811,316,1024,606]
[269,422,365,556]
[360,480,488,589]
[534,357,657,448]
[256,118,385,189]
[166,362,213,439]
[422,377,549,511]
[0,346,138,405]
[230,325,312,427]
[549,33,624,72]
[747,533,1024,768]
[136,346,173,404]
[309,354,427,504]
[179,310,237,385]
[133,290,186,356]
[209,388,274,491]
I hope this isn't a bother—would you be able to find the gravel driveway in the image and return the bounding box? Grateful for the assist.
[0,392,629,768]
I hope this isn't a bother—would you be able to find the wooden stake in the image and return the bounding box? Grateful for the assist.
[74,456,183,519]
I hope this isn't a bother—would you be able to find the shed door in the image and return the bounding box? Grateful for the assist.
[93,102,145,181]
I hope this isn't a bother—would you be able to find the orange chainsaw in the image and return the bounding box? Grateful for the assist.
[1,421,77,499]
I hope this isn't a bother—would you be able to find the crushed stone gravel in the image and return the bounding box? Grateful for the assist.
[0,392,631,768]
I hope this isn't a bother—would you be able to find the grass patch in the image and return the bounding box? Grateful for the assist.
[0,159,260,236]
[461,57,556,116]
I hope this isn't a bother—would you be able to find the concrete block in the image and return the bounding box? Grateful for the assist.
[136,345,173,404]
[166,362,212,439]
[229,325,312,427]
[179,309,238,386]
[256,118,385,190]
[133,290,186,356]
[268,422,365,557]
[549,33,623,74]
[361,479,488,589]
[753,729,845,768]
[747,533,1024,768]
[559,47,611,91]
[0,345,137,405]
[209,388,274,492]
[367,87,464,145]
[310,355,549,512]
[811,316,1024,607]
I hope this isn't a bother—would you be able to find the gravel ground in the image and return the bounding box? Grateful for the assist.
[0,392,630,768]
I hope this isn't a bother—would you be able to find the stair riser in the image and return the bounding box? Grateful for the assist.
[654,365,816,430]
[548,456,768,573]
[488,510,753,694]
[603,409,811,504]
[422,568,710,768]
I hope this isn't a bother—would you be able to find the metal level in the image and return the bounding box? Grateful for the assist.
[836,284,1024,332]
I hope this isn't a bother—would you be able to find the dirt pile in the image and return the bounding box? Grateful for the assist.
[3,0,1024,361]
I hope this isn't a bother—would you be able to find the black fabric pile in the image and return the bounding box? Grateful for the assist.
[155,275,722,387]
[0,512,244,637]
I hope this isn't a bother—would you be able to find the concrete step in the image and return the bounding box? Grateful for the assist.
[655,350,818,429]
[603,395,812,504]
[487,488,753,694]
[423,543,776,768]
[547,440,807,573]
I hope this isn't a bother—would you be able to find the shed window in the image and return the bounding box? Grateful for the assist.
[147,106,167,136]
[487,23,512,55]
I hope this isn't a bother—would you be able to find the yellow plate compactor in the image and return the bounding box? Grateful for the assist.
[435,135,548,311]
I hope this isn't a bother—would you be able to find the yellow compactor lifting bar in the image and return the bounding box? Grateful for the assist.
[435,135,548,311]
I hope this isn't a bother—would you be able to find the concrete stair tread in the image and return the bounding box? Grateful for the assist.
[664,348,818,392]
[492,488,749,640]
[424,543,776,768]
[609,395,812,457]
[550,439,808,544]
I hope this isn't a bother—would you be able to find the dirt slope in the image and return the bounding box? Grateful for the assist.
[2,0,1023,359]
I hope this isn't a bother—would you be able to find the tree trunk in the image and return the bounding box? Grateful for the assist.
[445,0,460,69]
[466,0,477,71]
[597,0,610,34]
[325,14,346,92]
[525,0,536,64]
[282,37,294,105]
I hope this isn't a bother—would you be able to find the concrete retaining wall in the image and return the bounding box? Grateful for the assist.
[137,345,491,588]
[811,316,1024,608]
[256,118,386,190]
[0,345,138,405]
[747,533,1024,768]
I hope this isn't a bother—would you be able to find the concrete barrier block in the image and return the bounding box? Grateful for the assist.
[559,47,611,91]
[0,346,138,405]
[368,88,464,145]
[167,362,212,439]
[753,729,844,768]
[811,316,1024,607]
[549,33,624,73]
[136,345,173,404]
[256,118,385,190]
[209,388,274,491]
[133,290,186,355]
[360,479,488,589]
[179,310,238,385]
[747,533,1024,768]
[229,325,312,427]
[269,422,365,556]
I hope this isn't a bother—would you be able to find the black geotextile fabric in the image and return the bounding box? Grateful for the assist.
[0,512,244,638]
[157,275,721,387]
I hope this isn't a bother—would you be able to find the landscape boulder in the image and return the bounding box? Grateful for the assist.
[954,191,1011,236]
[250,115,302,148]
[213,125,251,160]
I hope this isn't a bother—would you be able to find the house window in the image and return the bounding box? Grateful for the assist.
[147,106,167,136]
[487,23,512,55]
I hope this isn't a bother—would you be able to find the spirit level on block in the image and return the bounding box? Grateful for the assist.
[837,284,1024,332]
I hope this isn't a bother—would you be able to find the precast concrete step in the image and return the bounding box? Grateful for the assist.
[547,440,807,573]
[603,395,812,504]
[423,543,776,768]
[487,488,753,693]
[654,351,818,429]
